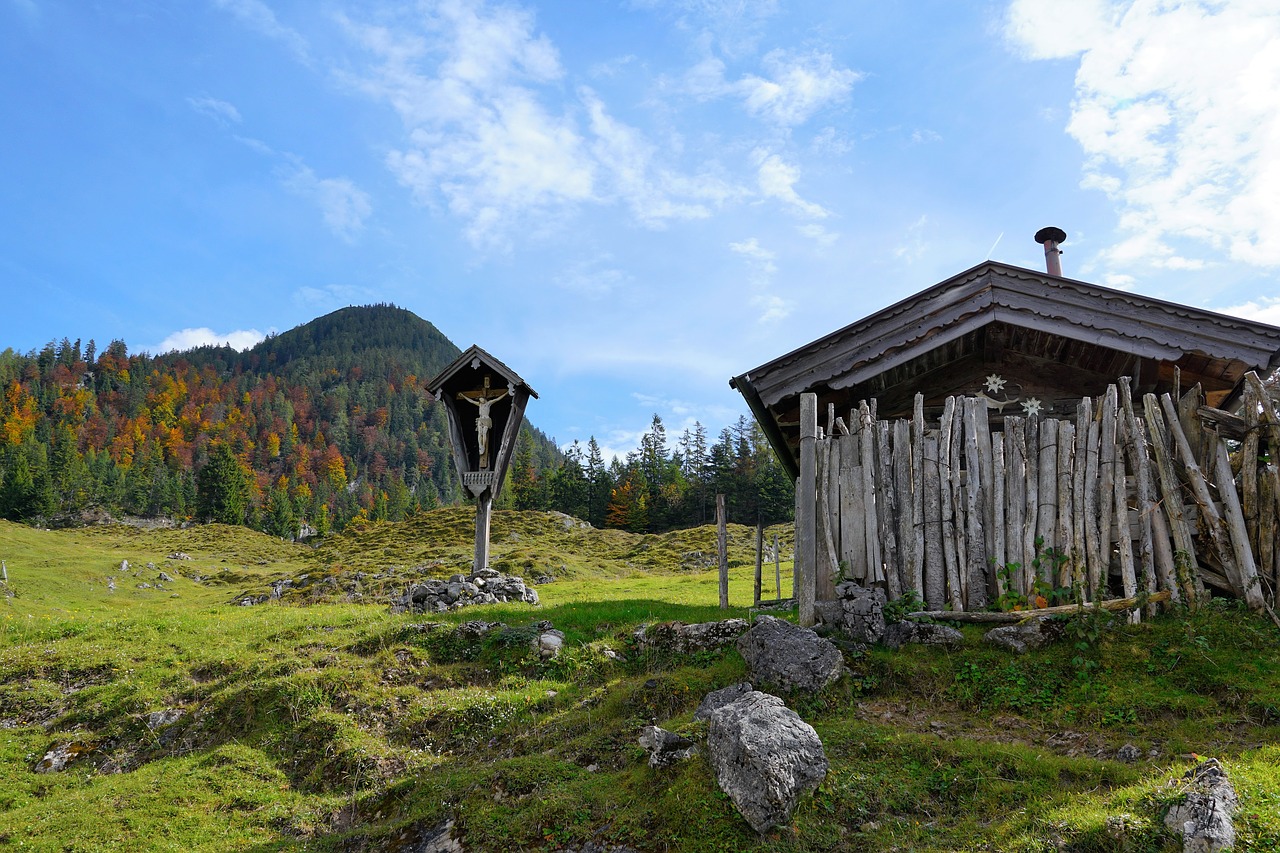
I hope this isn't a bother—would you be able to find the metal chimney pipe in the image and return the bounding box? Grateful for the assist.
[1035,227,1066,277]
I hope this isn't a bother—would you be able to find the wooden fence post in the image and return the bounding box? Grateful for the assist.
[753,519,763,607]
[797,393,818,626]
[717,494,729,609]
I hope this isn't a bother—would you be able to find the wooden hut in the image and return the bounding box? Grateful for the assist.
[732,243,1280,622]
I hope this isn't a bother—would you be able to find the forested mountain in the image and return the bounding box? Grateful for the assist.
[0,304,792,536]
[0,305,559,534]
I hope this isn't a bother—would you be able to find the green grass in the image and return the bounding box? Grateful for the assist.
[3,511,1279,851]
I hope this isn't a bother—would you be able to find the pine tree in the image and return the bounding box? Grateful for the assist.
[195,442,251,525]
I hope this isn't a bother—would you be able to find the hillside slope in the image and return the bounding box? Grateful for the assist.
[2,511,1279,851]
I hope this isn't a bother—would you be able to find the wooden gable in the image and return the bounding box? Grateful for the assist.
[732,261,1280,478]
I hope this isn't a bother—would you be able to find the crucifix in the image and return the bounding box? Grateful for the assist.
[457,375,509,469]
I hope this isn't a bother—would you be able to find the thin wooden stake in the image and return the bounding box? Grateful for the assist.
[717,493,729,609]
[923,433,945,610]
[877,421,902,600]
[797,393,818,626]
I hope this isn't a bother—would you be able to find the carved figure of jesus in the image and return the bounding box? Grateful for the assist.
[457,376,509,469]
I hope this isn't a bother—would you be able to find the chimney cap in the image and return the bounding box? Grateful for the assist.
[1035,226,1067,245]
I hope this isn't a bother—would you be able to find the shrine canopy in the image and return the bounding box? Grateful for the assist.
[427,345,538,498]
[731,260,1280,479]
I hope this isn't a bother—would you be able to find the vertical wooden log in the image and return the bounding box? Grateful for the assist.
[859,402,883,585]
[923,433,946,610]
[1119,378,1165,606]
[717,493,729,609]
[1005,418,1027,589]
[1095,386,1120,598]
[893,420,918,597]
[912,394,926,600]
[976,404,997,575]
[1113,419,1139,618]
[877,421,902,600]
[1241,380,1261,557]
[950,398,969,607]
[1082,417,1101,598]
[1177,383,1205,465]
[754,520,764,607]
[1245,372,1280,602]
[1144,393,1202,602]
[1055,421,1076,590]
[1072,399,1091,590]
[774,533,782,602]
[815,437,839,598]
[1213,434,1266,611]
[992,437,1007,600]
[1022,417,1040,596]
[1161,394,1248,600]
[1036,417,1059,586]
[963,398,988,610]
[797,393,818,626]
[938,397,963,610]
[839,432,861,577]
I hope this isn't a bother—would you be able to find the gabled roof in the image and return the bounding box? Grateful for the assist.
[732,260,1280,478]
[427,344,539,398]
[733,261,1280,409]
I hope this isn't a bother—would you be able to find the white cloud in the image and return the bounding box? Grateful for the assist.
[151,327,267,354]
[750,293,791,324]
[753,149,828,219]
[797,223,838,246]
[684,50,860,127]
[1006,0,1280,270]
[213,0,310,62]
[730,237,791,323]
[187,96,242,127]
[738,50,860,126]
[282,163,372,241]
[632,0,781,59]
[1218,296,1280,327]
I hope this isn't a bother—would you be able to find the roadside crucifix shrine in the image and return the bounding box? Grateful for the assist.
[427,346,537,573]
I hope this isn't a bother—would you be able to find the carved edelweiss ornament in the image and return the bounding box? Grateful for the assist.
[1021,397,1043,416]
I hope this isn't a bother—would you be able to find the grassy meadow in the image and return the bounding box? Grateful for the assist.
[2,508,1279,851]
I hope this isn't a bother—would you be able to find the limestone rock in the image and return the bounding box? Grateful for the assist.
[393,570,539,615]
[707,690,828,834]
[1164,758,1237,853]
[694,682,754,721]
[631,619,750,655]
[983,616,1063,654]
[637,725,697,767]
[881,620,965,651]
[34,741,93,773]
[534,628,566,660]
[736,615,844,694]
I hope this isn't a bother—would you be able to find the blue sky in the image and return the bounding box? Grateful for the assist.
[4,0,1280,460]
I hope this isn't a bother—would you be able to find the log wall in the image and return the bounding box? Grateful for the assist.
[797,373,1280,615]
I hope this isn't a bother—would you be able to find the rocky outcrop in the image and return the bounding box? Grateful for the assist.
[1164,758,1237,853]
[815,582,886,644]
[694,682,755,721]
[881,620,965,650]
[707,689,828,834]
[736,615,843,694]
[637,726,697,767]
[393,569,539,614]
[983,616,1063,654]
[631,619,750,655]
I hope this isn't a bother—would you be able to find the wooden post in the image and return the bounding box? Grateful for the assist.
[1072,399,1091,590]
[1055,420,1075,590]
[1144,393,1202,602]
[963,398,988,609]
[1213,437,1266,611]
[1005,418,1026,588]
[1119,378,1164,607]
[1113,419,1139,620]
[877,421,902,601]
[797,393,818,626]
[474,492,493,574]
[1022,417,1040,596]
[859,401,882,586]
[1095,387,1119,597]
[717,493,729,609]
[1035,416,1059,584]
[774,533,782,601]
[754,519,763,607]
[938,397,962,610]
[922,434,945,609]
[893,419,917,598]
[911,394,926,601]
[1162,394,1248,600]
